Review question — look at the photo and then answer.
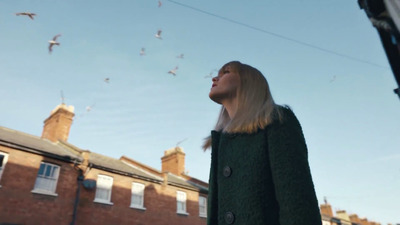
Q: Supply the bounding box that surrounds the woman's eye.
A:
[223,70,230,74]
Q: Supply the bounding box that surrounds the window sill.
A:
[177,211,189,216]
[199,214,207,218]
[94,199,114,205]
[31,189,58,197]
[130,205,146,211]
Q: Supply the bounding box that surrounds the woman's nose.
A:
[212,76,218,81]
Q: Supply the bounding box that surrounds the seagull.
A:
[15,12,36,20]
[168,66,178,76]
[155,29,162,39]
[48,34,61,54]
[86,103,96,112]
[204,69,218,78]
[104,77,110,83]
[204,73,213,79]
[140,48,146,56]
[158,1,162,7]
[176,54,184,59]
[329,75,336,83]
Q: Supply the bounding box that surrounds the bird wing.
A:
[28,13,36,20]
[53,34,61,41]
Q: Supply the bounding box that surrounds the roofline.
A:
[181,174,208,188]
[58,140,89,154]
[167,181,201,192]
[0,140,82,164]
[120,155,162,176]
[90,163,163,184]
[167,173,208,193]
[121,161,163,181]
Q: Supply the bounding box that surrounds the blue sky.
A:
[1,0,399,223]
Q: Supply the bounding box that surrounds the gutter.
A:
[0,140,82,163]
[91,164,163,184]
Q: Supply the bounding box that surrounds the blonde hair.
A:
[203,61,282,150]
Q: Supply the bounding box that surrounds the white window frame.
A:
[176,191,188,215]
[32,162,60,196]
[199,196,207,218]
[94,174,114,205]
[0,152,9,187]
[130,182,146,210]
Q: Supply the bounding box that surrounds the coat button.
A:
[223,166,232,177]
[224,211,235,224]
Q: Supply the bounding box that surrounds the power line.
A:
[167,0,389,69]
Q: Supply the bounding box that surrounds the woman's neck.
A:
[223,98,238,119]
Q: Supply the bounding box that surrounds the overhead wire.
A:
[167,0,389,69]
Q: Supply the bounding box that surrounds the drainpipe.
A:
[70,169,84,225]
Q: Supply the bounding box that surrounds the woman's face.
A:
[209,65,241,104]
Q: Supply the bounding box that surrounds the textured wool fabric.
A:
[207,106,322,225]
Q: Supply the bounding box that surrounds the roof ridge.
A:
[121,161,162,180]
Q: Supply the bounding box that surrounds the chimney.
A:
[349,214,362,224]
[320,198,333,217]
[161,147,185,176]
[360,218,370,225]
[336,210,351,222]
[42,104,75,142]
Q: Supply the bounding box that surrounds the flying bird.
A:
[104,77,110,83]
[176,54,184,59]
[158,1,162,7]
[140,48,146,56]
[86,103,96,112]
[48,34,61,54]
[329,75,336,83]
[204,69,218,78]
[204,73,213,79]
[15,12,36,20]
[155,30,162,39]
[168,66,178,76]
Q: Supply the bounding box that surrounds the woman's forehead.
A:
[222,65,231,70]
[221,64,236,71]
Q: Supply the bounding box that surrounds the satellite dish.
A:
[82,179,96,190]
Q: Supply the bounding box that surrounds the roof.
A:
[0,126,208,193]
[0,126,82,162]
[89,152,163,182]
[167,173,208,193]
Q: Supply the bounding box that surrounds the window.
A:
[130,182,146,210]
[0,152,9,186]
[176,191,188,215]
[94,175,113,204]
[32,162,60,195]
[199,196,207,218]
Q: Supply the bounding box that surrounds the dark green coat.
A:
[207,107,321,225]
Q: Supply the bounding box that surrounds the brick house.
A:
[320,199,381,225]
[0,104,208,225]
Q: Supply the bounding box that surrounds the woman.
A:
[204,61,321,225]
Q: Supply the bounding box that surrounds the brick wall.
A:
[0,146,78,225]
[0,147,207,225]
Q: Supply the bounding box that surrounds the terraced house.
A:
[0,104,208,225]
